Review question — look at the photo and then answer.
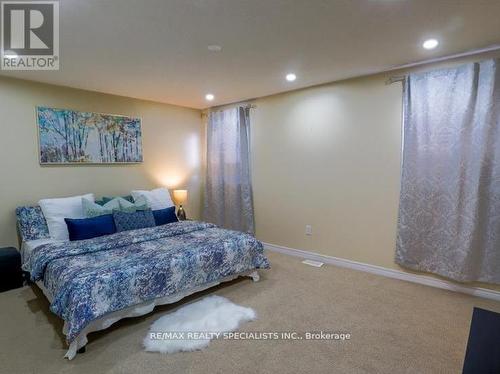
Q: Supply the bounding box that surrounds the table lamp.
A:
[173,190,188,220]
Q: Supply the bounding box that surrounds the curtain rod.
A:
[386,75,406,85]
[384,44,500,85]
[201,103,256,117]
[384,43,500,73]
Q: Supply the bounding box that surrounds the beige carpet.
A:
[1,251,499,374]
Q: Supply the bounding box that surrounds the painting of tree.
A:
[37,107,143,164]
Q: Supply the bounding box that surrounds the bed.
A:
[17,207,270,360]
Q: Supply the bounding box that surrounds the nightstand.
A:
[0,247,23,292]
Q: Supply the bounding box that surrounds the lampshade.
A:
[173,190,188,205]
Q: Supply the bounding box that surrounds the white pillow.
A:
[131,188,174,210]
[39,193,95,240]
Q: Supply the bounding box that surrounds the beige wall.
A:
[0,76,203,247]
[251,51,500,291]
[252,74,402,267]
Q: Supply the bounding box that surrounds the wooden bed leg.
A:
[77,346,86,354]
[249,271,260,282]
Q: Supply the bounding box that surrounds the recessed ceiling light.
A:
[207,45,222,52]
[422,39,439,50]
[205,93,214,101]
[286,73,297,82]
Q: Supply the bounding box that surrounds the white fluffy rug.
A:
[143,295,256,354]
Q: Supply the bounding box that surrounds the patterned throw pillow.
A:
[118,196,149,213]
[113,209,156,232]
[83,197,120,218]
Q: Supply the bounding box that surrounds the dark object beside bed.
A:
[462,307,500,374]
[0,247,23,292]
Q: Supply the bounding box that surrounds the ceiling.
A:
[2,0,500,109]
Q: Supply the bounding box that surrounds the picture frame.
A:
[36,106,143,165]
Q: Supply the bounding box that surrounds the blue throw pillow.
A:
[65,214,116,241]
[113,209,156,232]
[153,206,178,226]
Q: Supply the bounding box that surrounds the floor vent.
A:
[301,259,324,268]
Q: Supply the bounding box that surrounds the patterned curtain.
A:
[395,59,500,284]
[203,106,255,234]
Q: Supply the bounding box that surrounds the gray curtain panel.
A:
[203,106,255,234]
[395,59,500,284]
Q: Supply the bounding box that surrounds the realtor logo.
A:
[1,1,59,70]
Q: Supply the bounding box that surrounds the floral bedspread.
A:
[28,221,270,344]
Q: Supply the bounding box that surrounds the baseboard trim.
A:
[263,242,500,302]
